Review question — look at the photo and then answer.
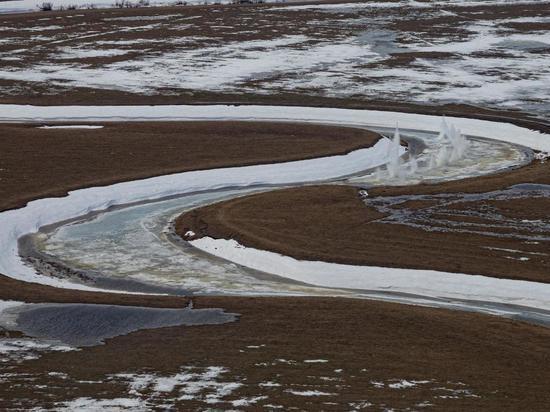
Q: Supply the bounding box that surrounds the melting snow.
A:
[388,379,430,389]
[38,125,104,129]
[183,230,196,238]
[259,381,281,387]
[0,338,75,363]
[55,47,132,60]
[286,389,337,396]
[112,366,244,405]
[56,397,148,411]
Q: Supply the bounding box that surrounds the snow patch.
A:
[55,47,132,60]
[112,366,244,405]
[259,381,281,387]
[56,397,147,411]
[535,152,549,162]
[388,379,430,389]
[38,125,104,129]
[286,389,337,396]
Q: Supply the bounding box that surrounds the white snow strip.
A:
[259,381,281,387]
[388,379,426,389]
[286,389,337,396]
[270,1,419,11]
[0,105,547,150]
[232,396,268,407]
[56,397,148,411]
[19,25,63,31]
[54,47,132,60]
[38,125,104,129]
[103,14,180,22]
[0,300,24,315]
[190,237,550,312]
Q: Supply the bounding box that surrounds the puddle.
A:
[3,303,238,347]
[495,39,550,51]
[357,29,405,55]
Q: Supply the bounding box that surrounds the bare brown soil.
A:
[486,197,550,221]
[0,121,379,211]
[176,159,550,283]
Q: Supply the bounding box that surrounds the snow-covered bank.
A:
[1,104,549,151]
[37,125,104,129]
[190,237,550,312]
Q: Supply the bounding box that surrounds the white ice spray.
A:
[380,117,469,181]
[386,124,403,179]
